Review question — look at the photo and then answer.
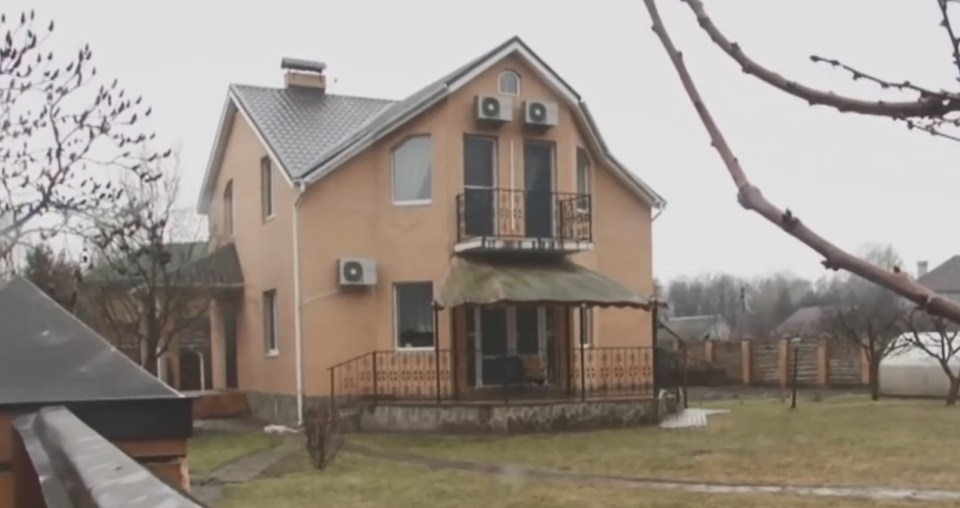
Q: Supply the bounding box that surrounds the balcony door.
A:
[463,136,497,237]
[523,141,555,238]
[466,306,557,388]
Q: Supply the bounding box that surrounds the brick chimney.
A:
[281,57,327,91]
[918,260,929,277]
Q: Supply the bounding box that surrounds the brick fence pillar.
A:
[778,339,789,389]
[741,340,752,385]
[817,341,829,386]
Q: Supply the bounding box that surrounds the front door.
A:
[462,136,497,237]
[523,141,554,238]
[467,306,557,387]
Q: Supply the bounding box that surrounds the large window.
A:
[394,282,434,349]
[391,135,432,204]
[222,180,234,236]
[576,148,591,213]
[261,156,274,220]
[499,70,520,95]
[263,289,278,355]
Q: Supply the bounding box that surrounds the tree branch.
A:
[677,0,960,118]
[642,0,960,325]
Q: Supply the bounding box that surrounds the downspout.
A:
[292,179,307,426]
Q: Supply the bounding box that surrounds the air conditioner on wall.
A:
[474,95,513,123]
[338,257,378,286]
[523,100,559,128]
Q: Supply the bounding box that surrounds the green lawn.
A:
[353,397,960,489]
[188,429,278,475]
[218,453,954,508]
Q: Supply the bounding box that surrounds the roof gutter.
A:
[292,179,307,426]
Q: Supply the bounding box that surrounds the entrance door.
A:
[463,136,497,237]
[468,306,557,387]
[523,141,554,238]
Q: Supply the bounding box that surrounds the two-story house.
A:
[193,36,666,426]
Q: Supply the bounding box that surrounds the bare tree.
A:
[904,310,960,405]
[0,10,166,264]
[641,0,960,324]
[821,245,910,400]
[76,154,207,377]
[21,242,80,310]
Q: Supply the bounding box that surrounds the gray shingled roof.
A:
[773,305,833,338]
[662,315,730,341]
[918,255,960,293]
[230,86,394,177]
[0,277,182,406]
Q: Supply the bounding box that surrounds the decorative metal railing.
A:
[328,346,678,407]
[455,189,592,244]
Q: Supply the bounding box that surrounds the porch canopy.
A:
[435,256,652,310]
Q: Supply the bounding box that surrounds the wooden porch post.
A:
[651,300,660,399]
[566,306,573,397]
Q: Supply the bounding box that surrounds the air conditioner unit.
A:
[338,257,378,286]
[523,100,559,128]
[474,95,513,123]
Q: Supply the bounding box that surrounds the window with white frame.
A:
[263,289,278,355]
[499,70,520,95]
[576,148,591,213]
[261,156,274,220]
[222,180,234,236]
[394,282,434,349]
[391,135,433,204]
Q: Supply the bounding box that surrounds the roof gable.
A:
[918,255,960,293]
[0,277,182,406]
[197,36,666,213]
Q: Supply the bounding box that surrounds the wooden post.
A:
[433,305,441,404]
[741,340,752,386]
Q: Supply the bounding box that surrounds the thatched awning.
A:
[435,256,651,310]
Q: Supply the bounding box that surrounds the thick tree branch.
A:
[642,0,960,325]
[677,0,960,118]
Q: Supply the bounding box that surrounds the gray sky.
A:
[11,0,959,281]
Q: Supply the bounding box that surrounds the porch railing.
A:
[455,189,592,244]
[328,346,680,407]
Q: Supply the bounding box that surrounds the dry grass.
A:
[188,430,278,475]
[354,396,960,489]
[218,453,956,508]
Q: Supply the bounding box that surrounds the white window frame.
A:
[393,281,435,351]
[391,135,433,206]
[261,155,275,221]
[498,70,521,95]
[263,289,279,356]
[222,180,234,237]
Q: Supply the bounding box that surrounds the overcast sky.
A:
[10,0,959,281]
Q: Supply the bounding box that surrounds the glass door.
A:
[470,306,556,387]
[463,136,497,237]
[523,141,554,238]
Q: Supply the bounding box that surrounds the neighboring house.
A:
[80,241,217,391]
[662,314,733,342]
[917,256,960,302]
[194,36,666,425]
[773,305,834,339]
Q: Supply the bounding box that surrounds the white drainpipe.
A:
[293,179,307,426]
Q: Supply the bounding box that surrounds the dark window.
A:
[516,307,539,355]
[463,136,496,188]
[395,282,434,349]
[263,289,278,354]
[222,180,234,236]
[261,156,274,219]
[576,148,591,212]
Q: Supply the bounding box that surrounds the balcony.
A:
[455,188,593,254]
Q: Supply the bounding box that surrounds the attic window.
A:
[499,70,520,95]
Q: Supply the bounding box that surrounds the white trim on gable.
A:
[448,41,580,105]
[196,90,295,215]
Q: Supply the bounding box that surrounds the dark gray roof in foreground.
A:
[0,276,182,406]
[230,85,394,177]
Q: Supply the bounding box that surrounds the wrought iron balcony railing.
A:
[455,188,592,245]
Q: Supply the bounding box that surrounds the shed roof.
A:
[0,277,182,406]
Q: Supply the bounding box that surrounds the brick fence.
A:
[676,339,869,389]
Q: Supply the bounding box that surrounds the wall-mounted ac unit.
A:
[475,95,513,123]
[523,100,559,128]
[338,257,378,286]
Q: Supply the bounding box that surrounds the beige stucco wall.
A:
[207,53,655,398]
